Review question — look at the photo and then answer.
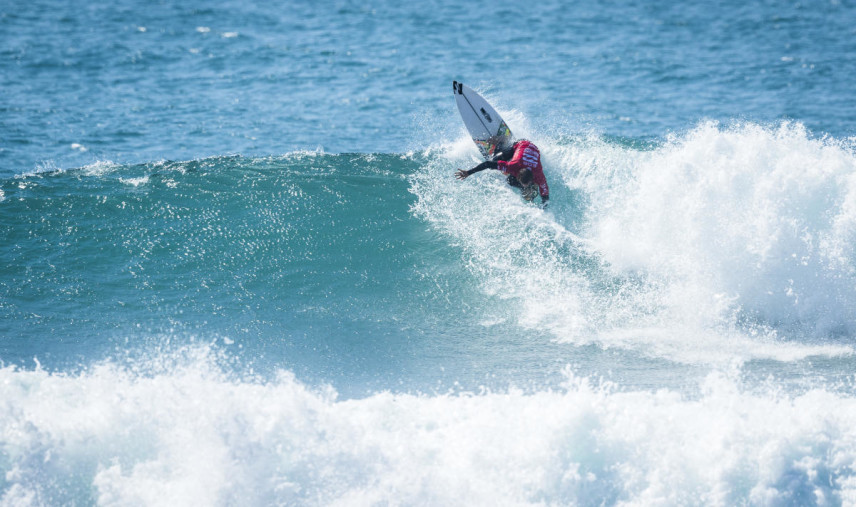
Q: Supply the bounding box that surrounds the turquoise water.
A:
[3,0,856,504]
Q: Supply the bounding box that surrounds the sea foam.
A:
[2,347,856,505]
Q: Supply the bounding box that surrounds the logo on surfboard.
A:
[480,108,493,123]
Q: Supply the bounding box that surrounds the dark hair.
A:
[496,145,515,162]
[518,169,533,186]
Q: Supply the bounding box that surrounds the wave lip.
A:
[587,121,856,341]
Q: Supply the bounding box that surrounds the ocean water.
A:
[3,0,856,504]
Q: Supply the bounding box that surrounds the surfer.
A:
[455,139,549,206]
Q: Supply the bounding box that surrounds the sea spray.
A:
[411,122,855,364]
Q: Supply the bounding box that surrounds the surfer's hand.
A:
[455,169,469,180]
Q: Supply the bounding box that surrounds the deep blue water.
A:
[3,0,856,504]
[3,0,856,174]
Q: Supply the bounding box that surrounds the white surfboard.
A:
[452,81,513,161]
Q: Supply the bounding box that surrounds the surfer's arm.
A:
[455,161,498,180]
[533,169,549,204]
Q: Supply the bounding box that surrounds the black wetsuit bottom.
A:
[506,175,523,188]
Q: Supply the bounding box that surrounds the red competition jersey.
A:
[496,140,549,199]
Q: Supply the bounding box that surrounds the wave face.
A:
[4,122,856,503]
[0,153,489,391]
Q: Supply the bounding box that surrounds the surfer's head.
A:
[518,169,536,201]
